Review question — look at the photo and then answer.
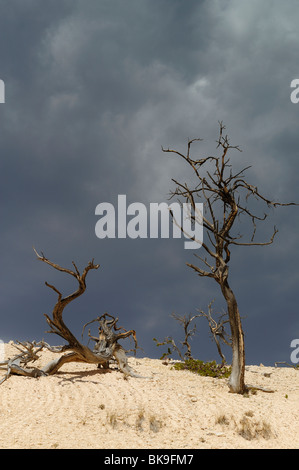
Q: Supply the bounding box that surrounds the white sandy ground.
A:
[0,342,298,449]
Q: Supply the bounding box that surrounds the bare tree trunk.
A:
[221,280,246,393]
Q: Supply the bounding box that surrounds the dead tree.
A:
[0,250,141,384]
[171,312,200,360]
[153,312,201,361]
[197,301,231,365]
[162,122,297,393]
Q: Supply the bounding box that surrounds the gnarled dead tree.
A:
[0,250,141,385]
[162,122,297,394]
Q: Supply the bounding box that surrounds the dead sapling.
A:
[197,300,232,365]
[153,312,201,362]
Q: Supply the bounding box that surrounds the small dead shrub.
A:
[215,414,230,426]
[136,409,145,431]
[149,415,163,433]
[238,415,273,441]
[107,412,118,429]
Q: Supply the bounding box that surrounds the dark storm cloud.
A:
[0,0,298,365]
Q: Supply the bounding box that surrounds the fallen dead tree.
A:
[0,249,141,385]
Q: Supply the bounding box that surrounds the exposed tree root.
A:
[245,384,275,393]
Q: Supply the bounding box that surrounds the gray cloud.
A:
[0,0,298,366]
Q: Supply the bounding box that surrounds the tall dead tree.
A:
[0,250,141,384]
[162,122,297,394]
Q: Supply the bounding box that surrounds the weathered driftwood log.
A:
[0,250,142,385]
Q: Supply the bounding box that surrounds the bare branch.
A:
[186,262,215,278]
[229,226,278,246]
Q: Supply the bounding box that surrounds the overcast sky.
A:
[0,0,298,366]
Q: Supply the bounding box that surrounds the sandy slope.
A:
[0,342,298,449]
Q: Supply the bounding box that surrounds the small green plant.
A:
[172,359,231,378]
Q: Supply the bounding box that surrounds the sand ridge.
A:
[0,342,298,449]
